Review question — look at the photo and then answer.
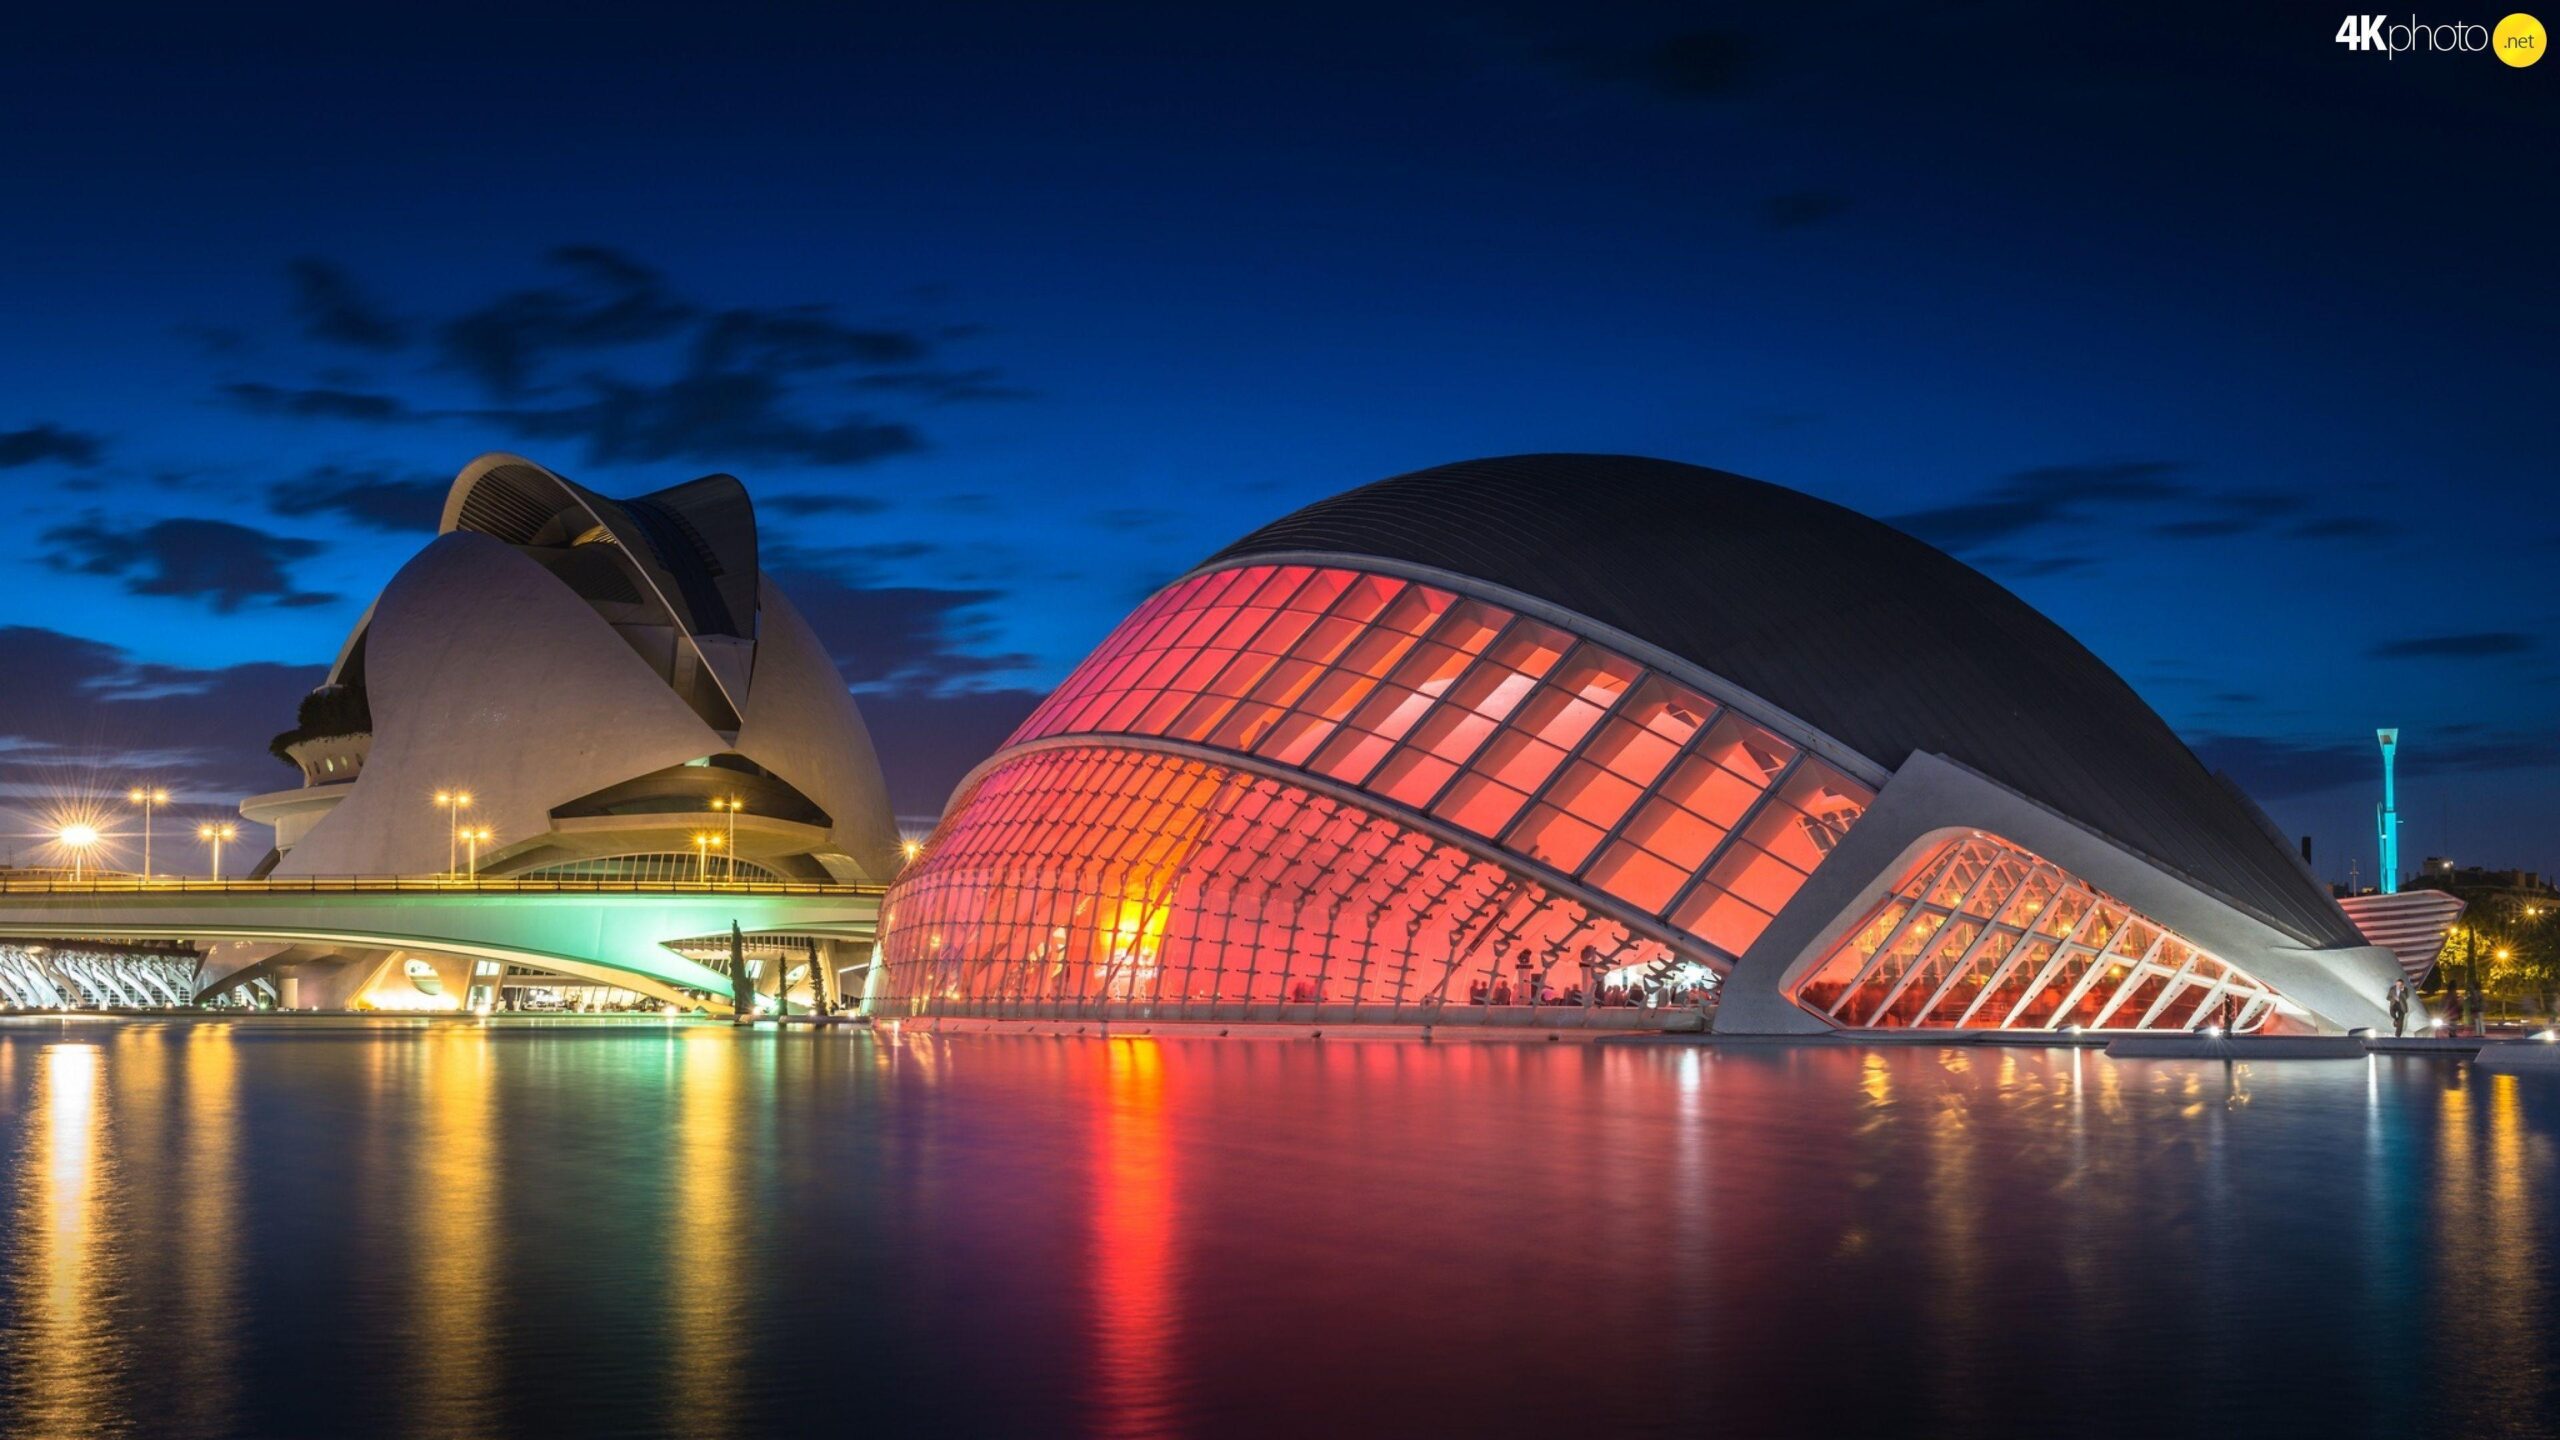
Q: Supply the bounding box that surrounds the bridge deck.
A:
[0,876,887,898]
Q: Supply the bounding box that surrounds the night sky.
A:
[0,3,2550,882]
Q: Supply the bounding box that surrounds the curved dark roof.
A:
[444,457,759,639]
[1209,454,2358,949]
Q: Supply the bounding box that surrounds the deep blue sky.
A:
[0,2,2550,881]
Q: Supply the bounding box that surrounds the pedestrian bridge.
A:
[0,875,885,1011]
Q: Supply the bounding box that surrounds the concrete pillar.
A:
[278,973,302,1011]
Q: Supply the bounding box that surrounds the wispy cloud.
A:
[0,423,106,468]
[2368,631,2536,660]
[267,464,447,533]
[288,257,410,351]
[43,516,334,611]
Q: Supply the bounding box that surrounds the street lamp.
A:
[127,786,169,878]
[464,826,493,881]
[198,822,236,881]
[58,823,99,882]
[901,838,923,867]
[692,832,722,884]
[711,796,744,883]
[434,791,472,878]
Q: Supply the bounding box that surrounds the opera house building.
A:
[872,456,2417,1035]
[209,455,904,1011]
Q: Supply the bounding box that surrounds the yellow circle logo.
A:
[2496,12,2546,65]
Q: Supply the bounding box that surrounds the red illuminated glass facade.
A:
[1003,563,1876,959]
[875,745,1694,1016]
[1791,834,2288,1032]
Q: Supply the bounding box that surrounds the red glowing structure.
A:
[1792,834,2288,1032]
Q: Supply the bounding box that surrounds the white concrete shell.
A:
[275,530,728,877]
[263,452,902,885]
[732,578,904,880]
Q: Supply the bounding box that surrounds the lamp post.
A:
[434,791,472,878]
[712,796,743,883]
[693,832,722,884]
[198,822,236,881]
[901,838,923,868]
[58,823,98,882]
[127,786,168,878]
[465,826,492,881]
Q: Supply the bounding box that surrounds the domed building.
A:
[873,455,2413,1035]
[216,453,902,1010]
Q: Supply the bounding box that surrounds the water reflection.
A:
[0,1022,2549,1437]
[173,1025,241,1435]
[2435,1069,2549,1435]
[1092,1037,1176,1438]
[14,1043,116,1436]
[409,1028,497,1438]
[670,1026,741,1435]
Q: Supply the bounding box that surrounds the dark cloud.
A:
[854,687,1047,817]
[769,563,1034,694]
[1090,506,1183,535]
[288,258,409,351]
[477,372,923,468]
[438,246,695,398]
[1762,191,1849,229]
[1970,553,2095,579]
[229,246,1022,472]
[2290,516,2392,541]
[852,366,1037,403]
[2369,632,2536,660]
[2194,730,2549,800]
[1889,460,2189,551]
[690,307,927,374]
[267,464,446,533]
[43,516,334,611]
[221,382,413,422]
[0,626,324,841]
[1555,28,1757,100]
[2150,516,2257,539]
[0,423,106,468]
[764,492,891,517]
[1893,463,2340,560]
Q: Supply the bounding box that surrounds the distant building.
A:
[242,454,902,885]
[196,454,901,1011]
[871,455,2413,1034]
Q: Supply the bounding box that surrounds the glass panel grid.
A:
[1791,833,2286,1032]
[875,745,1694,1017]
[992,563,1877,963]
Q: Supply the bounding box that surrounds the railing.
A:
[0,875,888,898]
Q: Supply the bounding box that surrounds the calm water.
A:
[0,1019,2554,1439]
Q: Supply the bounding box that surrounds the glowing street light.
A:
[127,785,169,878]
[464,825,493,880]
[433,791,473,878]
[900,838,924,866]
[198,822,236,880]
[692,831,723,884]
[711,796,744,883]
[58,822,99,882]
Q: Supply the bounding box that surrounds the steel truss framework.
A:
[1001,561,1876,962]
[0,942,200,1008]
[1793,834,2288,1032]
[875,744,1702,1020]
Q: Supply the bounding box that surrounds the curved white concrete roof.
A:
[733,577,904,882]
[278,532,729,876]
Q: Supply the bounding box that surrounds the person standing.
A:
[2387,979,2408,1038]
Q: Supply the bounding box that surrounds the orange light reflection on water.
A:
[1094,1037,1176,1438]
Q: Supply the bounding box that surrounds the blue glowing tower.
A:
[2375,728,2400,895]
